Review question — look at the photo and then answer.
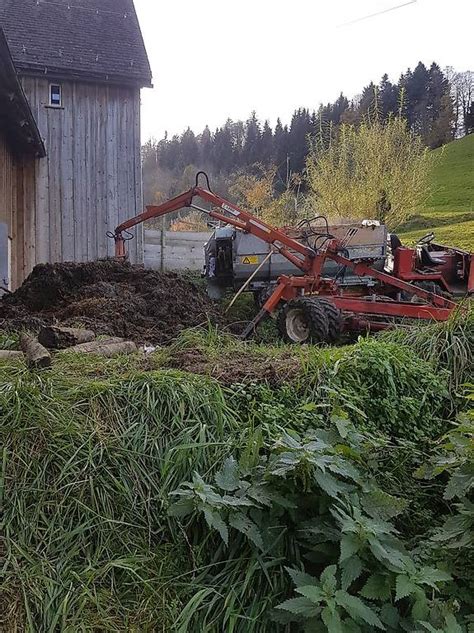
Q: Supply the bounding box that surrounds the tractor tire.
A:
[277,298,329,344]
[317,298,343,343]
[402,280,452,302]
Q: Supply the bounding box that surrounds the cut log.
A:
[60,338,138,358]
[38,326,96,349]
[0,350,23,360]
[19,333,52,369]
[59,337,126,354]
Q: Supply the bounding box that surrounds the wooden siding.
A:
[0,133,37,288]
[20,77,144,267]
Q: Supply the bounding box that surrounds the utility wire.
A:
[338,0,417,27]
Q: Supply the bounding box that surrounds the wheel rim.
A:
[285,308,310,342]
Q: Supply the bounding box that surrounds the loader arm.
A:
[113,174,315,271]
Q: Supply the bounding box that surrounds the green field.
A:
[399,134,474,250]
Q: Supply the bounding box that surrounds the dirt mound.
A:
[0,261,222,344]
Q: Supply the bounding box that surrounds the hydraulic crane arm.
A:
[112,172,455,314]
[112,172,315,272]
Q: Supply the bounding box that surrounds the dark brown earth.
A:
[0,261,223,344]
[166,347,301,385]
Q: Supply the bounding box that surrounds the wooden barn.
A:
[0,0,152,290]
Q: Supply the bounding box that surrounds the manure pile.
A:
[0,261,221,343]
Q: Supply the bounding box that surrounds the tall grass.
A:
[1,369,242,631]
[380,305,473,394]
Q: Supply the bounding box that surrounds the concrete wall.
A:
[144,229,211,271]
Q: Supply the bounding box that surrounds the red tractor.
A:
[389,231,473,298]
[111,173,468,344]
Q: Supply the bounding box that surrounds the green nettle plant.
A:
[169,413,470,632]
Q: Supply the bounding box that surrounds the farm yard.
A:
[1,260,473,632]
[1,0,473,631]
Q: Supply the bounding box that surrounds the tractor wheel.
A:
[317,298,343,342]
[277,298,329,344]
[402,280,452,302]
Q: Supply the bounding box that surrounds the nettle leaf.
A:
[362,489,409,520]
[314,470,352,499]
[327,458,361,483]
[419,623,443,633]
[276,596,319,617]
[203,507,228,545]
[221,495,254,507]
[270,453,300,477]
[246,485,272,506]
[215,457,240,492]
[341,555,363,590]
[395,574,416,601]
[369,537,409,571]
[321,605,343,633]
[340,534,360,563]
[333,415,351,439]
[229,512,263,550]
[411,589,428,621]
[444,469,474,500]
[285,566,320,588]
[444,613,463,633]
[360,573,392,601]
[268,490,298,509]
[320,565,338,594]
[380,603,399,628]
[167,497,194,518]
[417,566,452,589]
[296,585,324,604]
[335,590,384,629]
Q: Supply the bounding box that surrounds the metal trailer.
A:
[204,222,389,302]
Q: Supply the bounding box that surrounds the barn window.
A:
[49,84,62,107]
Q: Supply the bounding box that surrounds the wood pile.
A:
[4,326,138,369]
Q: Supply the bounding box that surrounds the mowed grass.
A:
[399,134,474,250]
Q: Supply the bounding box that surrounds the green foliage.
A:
[330,338,449,438]
[1,328,472,631]
[306,117,434,228]
[169,416,468,631]
[0,331,19,350]
[380,307,474,397]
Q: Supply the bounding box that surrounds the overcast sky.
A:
[134,0,473,142]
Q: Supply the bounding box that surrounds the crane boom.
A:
[113,174,315,272]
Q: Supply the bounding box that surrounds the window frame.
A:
[48,83,62,108]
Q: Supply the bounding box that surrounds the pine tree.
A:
[242,112,262,166]
[260,120,274,165]
[379,74,398,120]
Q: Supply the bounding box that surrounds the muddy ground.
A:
[0,261,224,344]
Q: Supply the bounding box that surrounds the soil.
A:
[0,261,223,344]
[167,347,301,386]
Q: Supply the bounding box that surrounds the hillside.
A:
[399,134,474,250]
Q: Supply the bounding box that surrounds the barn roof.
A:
[0,0,152,87]
[0,29,46,157]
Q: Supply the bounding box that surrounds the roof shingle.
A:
[0,0,152,87]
